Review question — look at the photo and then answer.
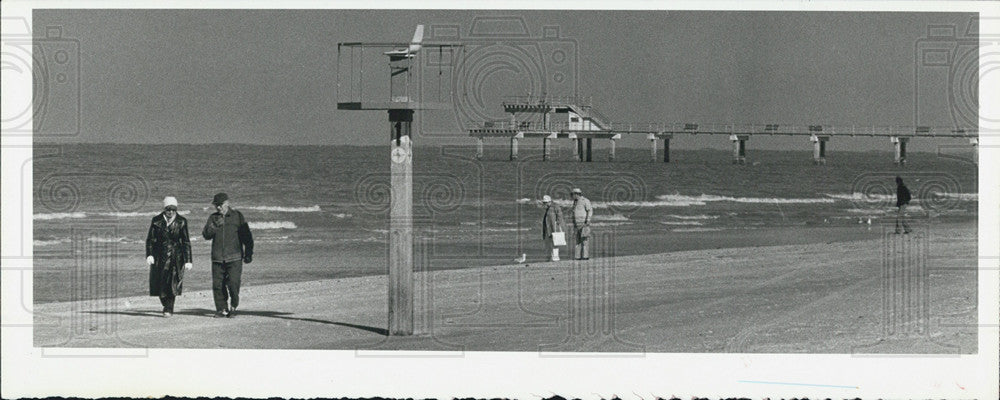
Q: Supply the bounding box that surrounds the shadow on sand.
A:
[86,308,388,336]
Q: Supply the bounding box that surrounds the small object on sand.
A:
[514,253,526,264]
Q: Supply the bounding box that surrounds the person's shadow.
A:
[86,308,388,336]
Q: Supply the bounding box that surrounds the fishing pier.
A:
[468,96,979,165]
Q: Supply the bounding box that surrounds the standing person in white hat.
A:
[570,188,593,260]
[540,195,566,261]
[145,196,193,317]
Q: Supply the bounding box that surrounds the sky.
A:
[29,9,979,151]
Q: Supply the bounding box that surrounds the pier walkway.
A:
[468,96,979,164]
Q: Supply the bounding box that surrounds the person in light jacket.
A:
[146,196,192,317]
[570,188,593,260]
[541,195,566,261]
[202,192,254,318]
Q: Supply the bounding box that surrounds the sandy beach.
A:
[32,222,977,353]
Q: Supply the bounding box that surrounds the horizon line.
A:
[30,141,968,154]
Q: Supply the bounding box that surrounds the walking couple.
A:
[540,188,594,261]
[145,192,254,318]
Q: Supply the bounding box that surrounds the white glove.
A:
[146,255,155,265]
[184,263,192,270]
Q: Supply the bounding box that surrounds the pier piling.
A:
[510,136,519,161]
[663,135,671,163]
[892,136,909,165]
[970,138,979,164]
[811,135,830,165]
[648,134,657,162]
[730,134,749,164]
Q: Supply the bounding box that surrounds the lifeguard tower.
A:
[337,26,461,336]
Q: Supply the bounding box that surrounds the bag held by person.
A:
[579,225,591,239]
[551,231,567,247]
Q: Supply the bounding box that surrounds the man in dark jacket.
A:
[203,192,254,318]
[895,176,912,234]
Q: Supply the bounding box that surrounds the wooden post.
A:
[608,139,616,161]
[388,109,414,336]
[510,136,519,161]
[576,138,583,162]
[476,137,484,160]
[543,137,551,161]
[586,138,593,162]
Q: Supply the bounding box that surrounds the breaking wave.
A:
[35,211,192,220]
[33,212,86,220]
[588,194,835,208]
[243,205,322,212]
[86,236,133,243]
[249,221,297,230]
[665,214,719,220]
[825,192,977,202]
[659,221,705,226]
[34,238,71,246]
[591,214,630,221]
[671,227,727,233]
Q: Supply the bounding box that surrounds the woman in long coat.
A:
[541,195,567,261]
[145,196,192,317]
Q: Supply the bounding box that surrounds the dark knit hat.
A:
[212,192,229,205]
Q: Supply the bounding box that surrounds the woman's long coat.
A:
[146,213,192,296]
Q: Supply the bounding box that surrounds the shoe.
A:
[227,307,237,318]
[163,312,172,318]
[213,310,228,318]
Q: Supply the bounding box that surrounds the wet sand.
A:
[33,222,977,353]
[33,223,924,303]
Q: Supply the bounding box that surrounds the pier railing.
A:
[501,95,594,107]
[468,120,977,138]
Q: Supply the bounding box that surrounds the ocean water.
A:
[32,144,977,302]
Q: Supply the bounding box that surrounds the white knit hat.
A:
[541,195,552,203]
[163,196,178,209]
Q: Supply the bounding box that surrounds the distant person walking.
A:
[570,188,593,260]
[895,176,912,234]
[146,196,192,317]
[541,195,566,261]
[202,193,254,318]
